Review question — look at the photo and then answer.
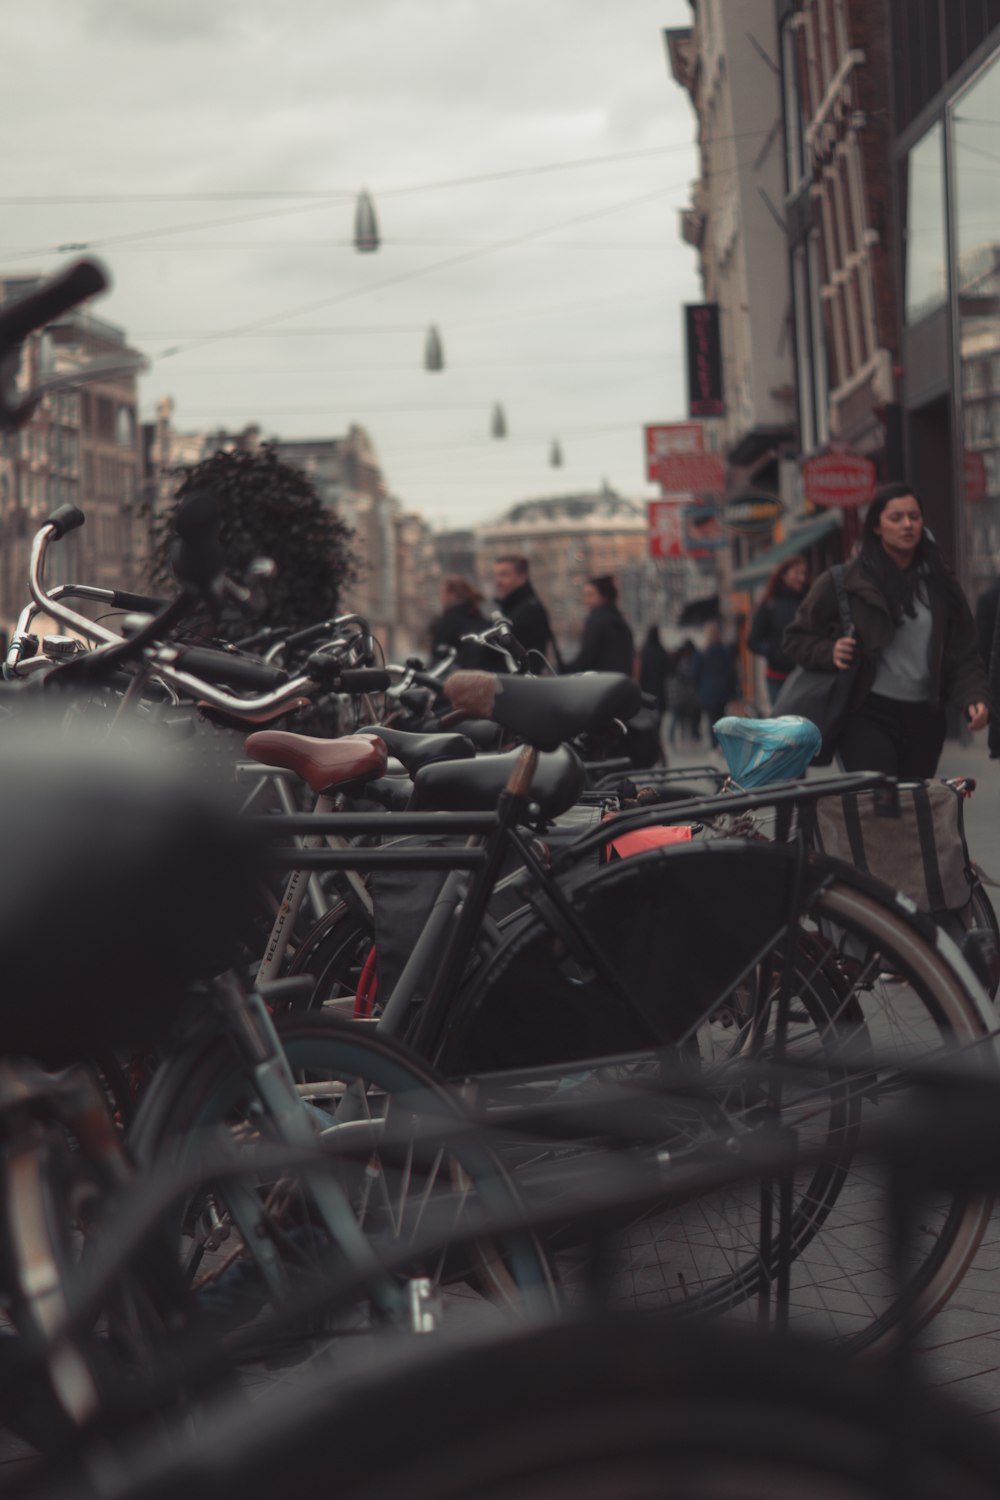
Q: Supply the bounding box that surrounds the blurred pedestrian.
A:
[665,638,701,746]
[639,624,671,714]
[493,555,562,666]
[784,482,988,778]
[696,621,740,747]
[747,553,810,708]
[563,575,634,675]
[430,575,490,662]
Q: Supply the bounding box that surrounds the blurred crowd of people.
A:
[428,556,748,750]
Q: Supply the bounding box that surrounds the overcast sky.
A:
[2,0,701,528]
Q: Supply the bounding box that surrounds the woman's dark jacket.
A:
[563,602,635,675]
[430,599,490,658]
[747,587,806,677]
[783,556,989,715]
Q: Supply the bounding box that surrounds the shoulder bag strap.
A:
[831,564,854,637]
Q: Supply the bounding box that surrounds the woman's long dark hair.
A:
[858,482,949,622]
[761,553,808,603]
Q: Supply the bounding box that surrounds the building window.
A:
[832,0,849,57]
[953,46,1000,589]
[818,0,837,89]
[792,230,832,456]
[805,4,824,119]
[95,397,115,442]
[903,120,948,324]
[782,19,807,194]
[793,245,816,453]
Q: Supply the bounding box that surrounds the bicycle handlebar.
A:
[0,259,108,355]
[152,642,291,693]
[17,514,388,718]
[45,503,86,539]
[111,587,171,614]
[283,615,369,654]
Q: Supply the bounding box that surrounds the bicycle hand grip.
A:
[0,259,108,352]
[337,668,391,694]
[304,656,390,692]
[111,588,170,614]
[45,504,86,538]
[171,645,290,692]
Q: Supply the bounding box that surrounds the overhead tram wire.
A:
[151,184,677,360]
[3,197,367,264]
[131,282,681,342]
[6,148,761,262]
[9,236,677,254]
[0,130,771,207]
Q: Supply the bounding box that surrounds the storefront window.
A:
[953,51,1000,590]
[904,122,948,324]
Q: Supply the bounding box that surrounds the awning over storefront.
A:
[730,511,841,590]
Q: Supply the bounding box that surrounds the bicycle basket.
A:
[713,715,821,788]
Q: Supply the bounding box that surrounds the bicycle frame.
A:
[129,973,403,1320]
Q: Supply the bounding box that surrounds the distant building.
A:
[271,426,400,649]
[395,510,441,660]
[476,488,657,655]
[666,3,797,496]
[0,278,143,631]
[433,529,478,584]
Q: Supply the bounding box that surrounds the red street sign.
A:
[644,422,704,482]
[653,452,726,495]
[803,452,876,509]
[964,451,988,503]
[647,499,684,558]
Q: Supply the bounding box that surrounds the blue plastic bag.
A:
[713,715,822,788]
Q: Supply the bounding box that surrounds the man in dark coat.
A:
[493,555,561,666]
[563,575,635,674]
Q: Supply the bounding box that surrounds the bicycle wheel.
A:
[1,1126,196,1454]
[438,839,997,1349]
[287,901,375,1016]
[965,878,999,998]
[127,1014,555,1362]
[55,1314,1000,1500]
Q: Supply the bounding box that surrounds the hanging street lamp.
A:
[491,402,507,438]
[354,189,380,253]
[424,325,445,372]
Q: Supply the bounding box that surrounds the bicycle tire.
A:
[967,878,1000,998]
[286,899,374,1016]
[437,839,997,1350]
[1,1129,195,1454]
[45,1313,1000,1500]
[127,1013,556,1355]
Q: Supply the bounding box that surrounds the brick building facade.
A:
[0,282,143,632]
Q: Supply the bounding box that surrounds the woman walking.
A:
[430,575,490,663]
[747,553,810,708]
[783,483,989,778]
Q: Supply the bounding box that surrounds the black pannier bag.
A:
[370,803,604,1006]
